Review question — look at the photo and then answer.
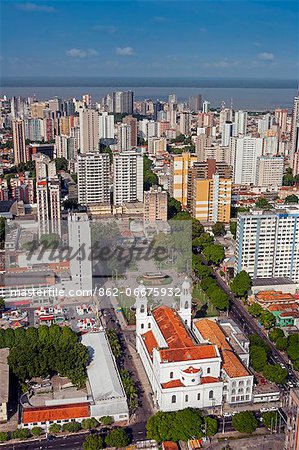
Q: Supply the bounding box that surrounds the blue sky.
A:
[1,0,298,79]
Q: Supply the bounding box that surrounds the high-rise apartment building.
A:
[235,206,299,282]
[179,112,191,135]
[219,108,233,131]
[112,91,133,114]
[117,123,132,151]
[221,121,235,146]
[113,152,143,205]
[198,112,214,128]
[188,95,202,112]
[98,112,115,140]
[122,115,138,147]
[230,136,263,184]
[79,109,99,153]
[202,100,210,113]
[275,108,288,134]
[12,119,26,165]
[234,110,247,135]
[255,155,284,188]
[170,153,197,207]
[77,153,110,206]
[35,154,61,236]
[290,97,299,175]
[144,186,168,221]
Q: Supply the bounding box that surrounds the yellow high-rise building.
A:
[171,152,197,207]
[192,175,232,223]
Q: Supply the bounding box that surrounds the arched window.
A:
[209,390,214,399]
[140,304,145,313]
[197,393,201,400]
[184,301,189,309]
[171,395,176,404]
[207,367,211,374]
[246,387,250,393]
[185,395,188,402]
[170,372,174,379]
[232,389,235,395]
[148,323,151,329]
[141,323,144,329]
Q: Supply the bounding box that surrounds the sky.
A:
[0,0,298,79]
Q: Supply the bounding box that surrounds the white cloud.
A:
[66,48,98,58]
[115,46,134,56]
[93,25,117,34]
[257,52,275,61]
[16,2,55,12]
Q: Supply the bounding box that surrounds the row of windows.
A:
[171,390,214,403]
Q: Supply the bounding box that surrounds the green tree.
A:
[167,196,182,219]
[204,416,218,436]
[120,369,138,410]
[62,422,82,433]
[207,286,230,310]
[105,428,131,448]
[49,423,61,433]
[283,168,295,186]
[259,310,276,329]
[248,303,263,317]
[200,276,217,292]
[192,219,204,239]
[0,297,5,311]
[106,328,122,360]
[146,411,176,442]
[232,411,258,434]
[81,418,99,430]
[54,157,68,171]
[193,232,214,250]
[275,336,288,351]
[100,416,114,426]
[0,432,9,442]
[212,222,226,236]
[263,364,288,384]
[203,244,225,265]
[268,328,285,343]
[11,429,31,439]
[255,197,272,210]
[193,262,213,279]
[284,194,299,204]
[250,345,267,372]
[230,271,252,298]
[262,411,279,430]
[31,427,43,437]
[144,155,159,190]
[83,435,104,450]
[229,221,237,239]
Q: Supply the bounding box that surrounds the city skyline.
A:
[1,0,298,80]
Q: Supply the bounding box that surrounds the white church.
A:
[135,279,254,411]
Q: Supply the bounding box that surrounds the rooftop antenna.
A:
[221,100,225,110]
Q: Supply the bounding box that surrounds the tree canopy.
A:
[232,411,258,434]
[105,428,131,448]
[203,244,225,265]
[255,197,272,210]
[284,194,299,204]
[83,435,104,450]
[230,271,252,298]
[212,222,226,236]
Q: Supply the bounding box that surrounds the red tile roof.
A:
[268,302,298,312]
[162,442,179,450]
[161,379,184,389]
[22,403,90,424]
[201,376,220,384]
[183,366,200,374]
[143,330,158,356]
[153,306,194,349]
[195,319,249,378]
[256,291,295,304]
[159,345,217,363]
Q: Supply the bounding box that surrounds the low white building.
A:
[81,331,129,422]
[135,280,253,411]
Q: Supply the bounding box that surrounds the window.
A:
[140,304,145,313]
[197,393,201,400]
[209,390,214,399]
[232,389,235,395]
[207,367,211,374]
[141,323,144,329]
[148,323,151,329]
[185,395,188,402]
[246,387,250,393]
[170,372,174,379]
[184,301,189,309]
[171,395,176,404]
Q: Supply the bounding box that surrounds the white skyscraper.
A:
[290,96,299,175]
[234,110,247,136]
[230,136,263,184]
[77,153,110,205]
[255,156,284,188]
[235,206,299,282]
[202,100,210,114]
[179,112,191,135]
[118,123,132,151]
[221,121,235,146]
[79,109,99,153]
[99,112,115,140]
[113,152,143,205]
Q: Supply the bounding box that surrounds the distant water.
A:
[1,77,298,111]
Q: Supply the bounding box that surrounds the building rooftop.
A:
[0,348,9,403]
[195,319,250,379]
[22,402,90,424]
[252,277,295,287]
[256,290,296,303]
[81,331,126,402]
[153,306,195,349]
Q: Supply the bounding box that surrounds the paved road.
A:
[214,270,298,384]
